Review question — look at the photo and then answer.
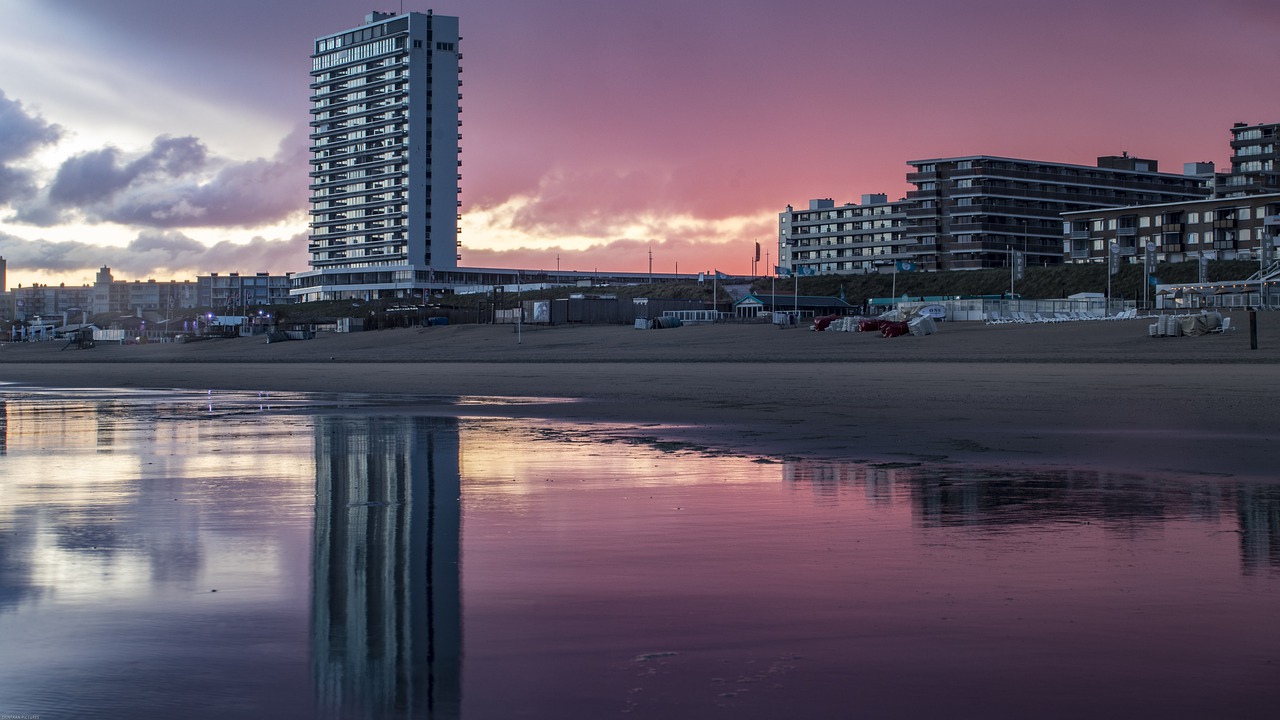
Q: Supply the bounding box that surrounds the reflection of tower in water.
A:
[312,416,461,719]
[1237,484,1280,574]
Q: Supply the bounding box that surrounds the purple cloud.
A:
[0,228,307,282]
[0,89,63,204]
[11,126,308,229]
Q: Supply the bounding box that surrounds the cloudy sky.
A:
[0,0,1276,289]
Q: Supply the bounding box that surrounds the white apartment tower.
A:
[293,10,461,302]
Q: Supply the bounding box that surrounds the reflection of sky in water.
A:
[0,390,1278,719]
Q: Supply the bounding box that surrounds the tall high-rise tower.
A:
[293,10,461,302]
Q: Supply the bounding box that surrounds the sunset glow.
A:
[1,0,1275,288]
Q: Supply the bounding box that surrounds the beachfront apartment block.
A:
[1062,193,1280,266]
[778,155,1212,277]
[292,10,462,303]
[778,195,913,277]
[901,155,1211,272]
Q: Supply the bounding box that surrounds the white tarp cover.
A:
[908,315,937,336]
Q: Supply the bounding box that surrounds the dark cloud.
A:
[48,135,208,206]
[0,89,63,204]
[0,166,38,206]
[0,228,306,283]
[12,127,308,229]
[0,89,63,163]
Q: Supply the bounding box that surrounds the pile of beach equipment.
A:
[1149,310,1226,337]
[820,307,937,338]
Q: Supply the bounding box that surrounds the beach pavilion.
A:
[733,293,858,320]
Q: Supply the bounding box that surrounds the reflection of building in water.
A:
[783,461,900,507]
[1237,485,1280,575]
[782,460,1280,571]
[907,469,1230,532]
[312,416,462,719]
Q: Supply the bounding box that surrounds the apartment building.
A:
[7,266,292,321]
[1063,193,1280,265]
[778,195,912,276]
[903,155,1211,271]
[293,10,462,302]
[197,272,293,311]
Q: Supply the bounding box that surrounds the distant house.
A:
[733,294,857,319]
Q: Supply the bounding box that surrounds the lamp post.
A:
[1259,229,1271,309]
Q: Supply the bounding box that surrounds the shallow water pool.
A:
[0,389,1277,719]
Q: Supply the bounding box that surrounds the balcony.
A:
[1069,230,1089,240]
[1117,226,1137,237]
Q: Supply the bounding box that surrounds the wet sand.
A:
[3,314,1277,479]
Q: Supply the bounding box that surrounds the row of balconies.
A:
[311,209,407,229]
[310,47,409,77]
[309,98,409,127]
[928,165,1209,193]
[311,208,408,228]
[307,228,409,250]
[310,71,406,99]
[309,195,405,216]
[308,154,403,179]
[310,182,409,204]
[308,168,408,192]
[309,116,408,142]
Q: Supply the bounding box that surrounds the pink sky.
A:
[0,0,1276,287]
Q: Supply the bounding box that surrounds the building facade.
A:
[7,267,292,321]
[903,155,1211,271]
[1217,121,1280,197]
[91,266,195,317]
[1063,193,1280,266]
[197,272,293,311]
[293,10,462,303]
[778,195,912,276]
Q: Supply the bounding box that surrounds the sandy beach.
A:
[3,313,1277,479]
